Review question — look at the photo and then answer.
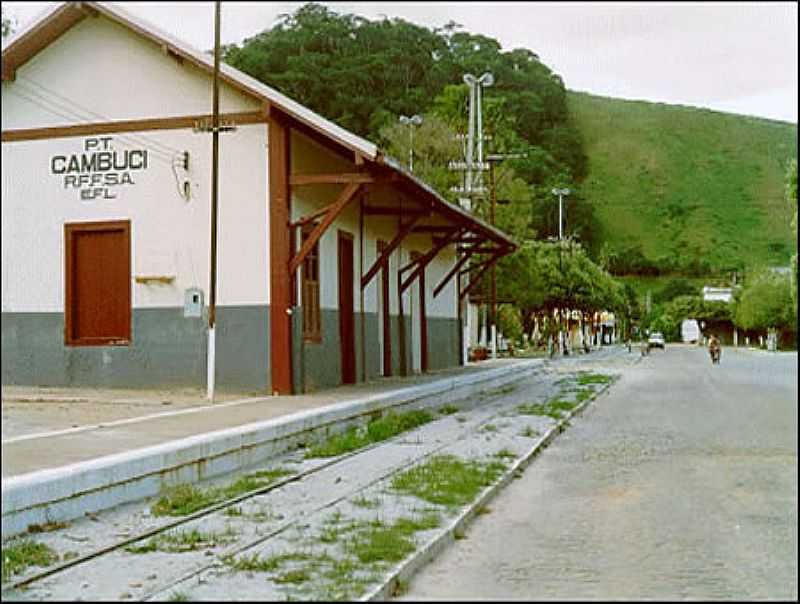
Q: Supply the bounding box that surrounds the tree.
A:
[2,10,16,39]
[732,268,795,333]
[786,159,797,318]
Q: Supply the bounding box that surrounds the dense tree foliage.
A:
[223,3,587,187]
[732,268,795,333]
[787,159,797,319]
[494,239,632,345]
[2,10,15,39]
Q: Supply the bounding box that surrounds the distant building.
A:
[702,286,733,303]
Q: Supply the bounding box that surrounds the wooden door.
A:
[378,240,392,377]
[65,221,131,346]
[338,231,356,384]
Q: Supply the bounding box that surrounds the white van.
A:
[681,319,700,343]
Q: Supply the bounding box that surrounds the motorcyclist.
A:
[708,334,721,364]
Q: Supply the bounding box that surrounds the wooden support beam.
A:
[434,250,474,298]
[456,246,501,255]
[361,215,421,289]
[363,206,430,217]
[289,173,375,186]
[400,229,464,294]
[412,225,459,233]
[288,182,361,275]
[460,252,503,301]
[289,202,335,229]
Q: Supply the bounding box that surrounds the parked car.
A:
[648,332,665,349]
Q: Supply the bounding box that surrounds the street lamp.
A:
[398,114,422,173]
[463,73,493,195]
[551,187,570,241]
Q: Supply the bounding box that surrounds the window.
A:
[64,220,131,346]
[301,223,321,341]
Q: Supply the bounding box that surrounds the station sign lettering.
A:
[50,137,149,200]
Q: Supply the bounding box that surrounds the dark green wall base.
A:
[1,306,270,391]
[2,307,461,393]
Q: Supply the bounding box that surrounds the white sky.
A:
[3,1,797,123]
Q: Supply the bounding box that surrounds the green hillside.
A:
[568,91,797,274]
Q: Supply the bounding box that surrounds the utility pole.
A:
[552,187,570,240]
[201,1,236,401]
[207,0,221,402]
[447,73,493,363]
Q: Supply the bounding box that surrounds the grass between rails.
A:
[306,409,433,458]
[1,540,59,583]
[125,526,238,554]
[151,468,294,517]
[390,455,508,508]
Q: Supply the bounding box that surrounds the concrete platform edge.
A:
[1,360,540,538]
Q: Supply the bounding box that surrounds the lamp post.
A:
[399,114,422,173]
[551,187,570,241]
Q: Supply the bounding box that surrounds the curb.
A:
[1,360,541,538]
[361,376,617,601]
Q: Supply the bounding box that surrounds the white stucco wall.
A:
[1,14,268,314]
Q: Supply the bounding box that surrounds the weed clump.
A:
[390,455,507,507]
[151,468,292,516]
[306,410,433,458]
[1,540,58,583]
[576,372,612,386]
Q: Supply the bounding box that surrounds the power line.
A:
[8,87,176,166]
[17,75,183,157]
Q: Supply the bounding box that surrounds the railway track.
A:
[2,372,558,600]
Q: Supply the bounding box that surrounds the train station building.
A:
[1,1,516,394]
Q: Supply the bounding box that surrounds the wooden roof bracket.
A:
[361,215,421,289]
[400,228,465,294]
[459,251,503,301]
[434,248,475,298]
[288,182,361,275]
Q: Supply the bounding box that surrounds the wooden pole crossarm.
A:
[460,252,503,301]
[289,172,375,186]
[288,182,361,275]
[400,228,464,294]
[360,215,421,289]
[434,248,474,298]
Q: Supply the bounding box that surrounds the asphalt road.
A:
[400,345,798,601]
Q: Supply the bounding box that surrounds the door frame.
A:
[64,219,131,346]
[338,230,356,385]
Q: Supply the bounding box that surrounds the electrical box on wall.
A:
[184,287,204,318]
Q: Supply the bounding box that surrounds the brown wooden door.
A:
[65,220,131,346]
[338,231,356,384]
[378,240,392,377]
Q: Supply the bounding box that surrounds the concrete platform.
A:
[1,358,541,538]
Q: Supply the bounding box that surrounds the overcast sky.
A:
[3,1,797,123]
